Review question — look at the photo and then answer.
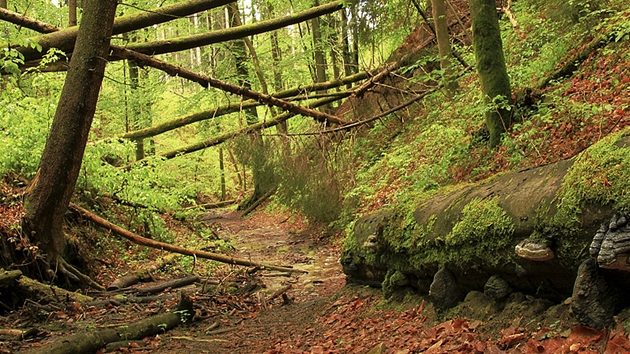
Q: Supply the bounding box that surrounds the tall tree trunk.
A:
[219,147,226,200]
[311,1,328,86]
[22,0,117,278]
[340,8,353,87]
[432,0,458,96]
[68,0,77,26]
[227,3,271,210]
[350,3,359,74]
[470,0,512,148]
[0,0,7,9]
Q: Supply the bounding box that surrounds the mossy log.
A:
[342,130,630,302]
[17,276,93,303]
[0,269,22,287]
[23,292,193,354]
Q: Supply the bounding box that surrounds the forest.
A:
[1,0,630,352]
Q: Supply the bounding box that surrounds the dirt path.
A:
[153,210,347,353]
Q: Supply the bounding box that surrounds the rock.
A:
[429,266,464,309]
[589,213,630,270]
[484,275,512,300]
[515,238,554,261]
[571,259,617,329]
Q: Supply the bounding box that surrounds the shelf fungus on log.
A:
[515,238,554,261]
[589,213,630,271]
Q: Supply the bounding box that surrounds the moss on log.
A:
[23,292,193,354]
[342,129,630,301]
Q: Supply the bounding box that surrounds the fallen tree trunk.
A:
[70,203,307,274]
[126,0,343,56]
[342,131,630,303]
[122,95,344,168]
[183,199,236,210]
[109,46,347,126]
[107,253,181,290]
[136,275,200,295]
[240,188,275,218]
[120,72,367,141]
[537,33,614,89]
[23,292,194,354]
[18,276,93,303]
[0,269,22,287]
[3,0,235,62]
[5,12,347,127]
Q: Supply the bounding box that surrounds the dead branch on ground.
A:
[69,203,307,274]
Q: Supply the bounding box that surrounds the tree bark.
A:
[125,1,343,56]
[470,0,512,148]
[5,0,236,62]
[22,0,117,272]
[0,7,58,33]
[68,0,77,27]
[0,0,6,9]
[432,0,458,96]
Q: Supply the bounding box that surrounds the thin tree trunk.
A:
[311,2,328,86]
[340,8,353,84]
[68,0,77,26]
[350,3,359,73]
[432,0,458,96]
[219,147,226,200]
[0,0,6,9]
[22,0,117,277]
[470,0,512,148]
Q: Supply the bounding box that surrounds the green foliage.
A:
[554,129,630,231]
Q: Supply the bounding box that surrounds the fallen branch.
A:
[292,86,439,136]
[183,199,236,211]
[109,46,347,126]
[122,95,345,168]
[537,34,614,89]
[2,0,236,62]
[267,284,292,302]
[240,188,276,218]
[107,253,181,290]
[69,203,307,274]
[23,292,194,354]
[500,0,520,33]
[136,275,200,295]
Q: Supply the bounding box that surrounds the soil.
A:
[4,208,630,353]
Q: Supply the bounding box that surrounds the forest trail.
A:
[152,210,348,353]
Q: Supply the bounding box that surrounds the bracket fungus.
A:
[589,213,630,271]
[515,238,554,261]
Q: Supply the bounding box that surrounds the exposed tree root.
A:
[56,258,105,291]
